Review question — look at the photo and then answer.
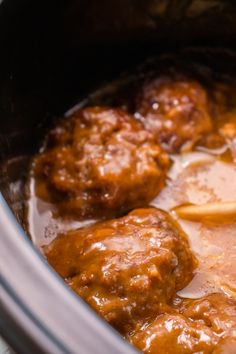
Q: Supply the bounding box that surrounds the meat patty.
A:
[34,107,169,218]
[130,293,236,354]
[45,208,196,333]
[129,313,218,354]
[181,293,236,337]
[135,77,213,153]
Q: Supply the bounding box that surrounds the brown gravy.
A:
[27,149,236,298]
[153,151,236,299]
[26,50,236,353]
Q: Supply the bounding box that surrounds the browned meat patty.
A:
[129,313,218,354]
[34,107,170,218]
[130,293,236,354]
[134,77,214,153]
[45,208,196,334]
[181,293,236,337]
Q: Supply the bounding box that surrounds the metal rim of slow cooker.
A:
[0,194,139,354]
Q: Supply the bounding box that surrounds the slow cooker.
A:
[1,1,236,353]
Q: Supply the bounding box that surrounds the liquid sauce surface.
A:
[153,152,236,299]
[27,50,236,353]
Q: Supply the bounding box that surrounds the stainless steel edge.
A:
[0,194,138,354]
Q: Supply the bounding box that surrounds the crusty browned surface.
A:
[34,107,169,218]
[45,208,196,334]
[134,77,214,153]
[130,294,236,354]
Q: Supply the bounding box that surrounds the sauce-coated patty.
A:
[45,208,196,334]
[135,77,213,153]
[35,107,169,218]
[130,294,236,354]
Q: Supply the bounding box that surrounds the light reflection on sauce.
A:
[152,151,236,299]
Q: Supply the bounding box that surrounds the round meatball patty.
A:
[130,313,218,354]
[130,294,236,354]
[135,77,213,153]
[34,107,169,218]
[45,208,196,333]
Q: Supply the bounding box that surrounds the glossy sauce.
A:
[152,150,236,299]
[26,50,236,353]
[28,147,236,299]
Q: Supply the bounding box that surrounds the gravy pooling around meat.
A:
[26,50,236,353]
[153,154,236,299]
